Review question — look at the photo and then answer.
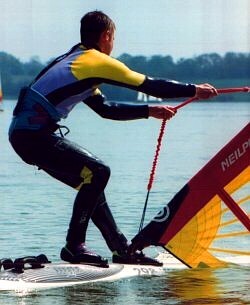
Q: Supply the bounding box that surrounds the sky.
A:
[1,0,249,63]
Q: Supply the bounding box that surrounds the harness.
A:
[9,44,82,136]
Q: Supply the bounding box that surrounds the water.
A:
[0,100,249,305]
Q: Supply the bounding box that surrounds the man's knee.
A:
[96,163,110,188]
[79,163,110,189]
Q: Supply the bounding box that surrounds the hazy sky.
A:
[1,0,249,62]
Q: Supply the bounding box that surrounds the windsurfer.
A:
[8,11,217,267]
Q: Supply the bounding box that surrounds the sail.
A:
[137,91,163,102]
[132,123,250,268]
[0,73,3,102]
[0,74,3,111]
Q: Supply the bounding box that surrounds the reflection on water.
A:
[166,268,220,303]
[164,266,250,305]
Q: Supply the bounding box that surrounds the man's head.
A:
[80,11,115,55]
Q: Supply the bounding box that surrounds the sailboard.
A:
[131,123,250,268]
[0,253,185,291]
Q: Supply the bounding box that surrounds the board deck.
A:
[0,253,185,291]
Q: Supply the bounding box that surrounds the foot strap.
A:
[0,258,14,271]
[0,254,51,273]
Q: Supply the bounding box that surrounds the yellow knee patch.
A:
[76,166,93,190]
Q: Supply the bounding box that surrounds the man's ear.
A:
[99,30,110,43]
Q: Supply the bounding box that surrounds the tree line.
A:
[0,51,249,101]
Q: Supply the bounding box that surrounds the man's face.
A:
[99,29,115,55]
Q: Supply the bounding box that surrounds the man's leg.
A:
[91,193,163,266]
[38,137,111,265]
[58,163,110,265]
[91,192,129,254]
[11,131,111,265]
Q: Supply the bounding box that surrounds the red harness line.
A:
[138,86,249,232]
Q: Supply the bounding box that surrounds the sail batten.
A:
[221,195,249,214]
[220,217,246,227]
[209,247,250,255]
[214,231,249,238]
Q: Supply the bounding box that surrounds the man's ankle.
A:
[65,242,87,252]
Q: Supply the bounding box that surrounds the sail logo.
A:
[153,205,170,222]
[221,138,250,172]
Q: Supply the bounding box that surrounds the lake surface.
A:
[0,99,249,305]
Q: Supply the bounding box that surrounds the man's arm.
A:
[138,77,196,99]
[83,94,149,120]
[82,52,218,121]
[91,53,217,100]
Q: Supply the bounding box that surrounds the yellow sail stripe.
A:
[214,231,249,238]
[221,195,250,215]
[220,215,250,227]
[209,247,250,256]
[224,167,249,194]
[237,195,250,205]
[221,168,249,214]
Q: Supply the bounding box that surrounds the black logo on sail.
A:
[153,206,170,222]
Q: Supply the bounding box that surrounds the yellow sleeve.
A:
[71,49,146,87]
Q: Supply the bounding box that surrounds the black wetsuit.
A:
[8,44,196,253]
